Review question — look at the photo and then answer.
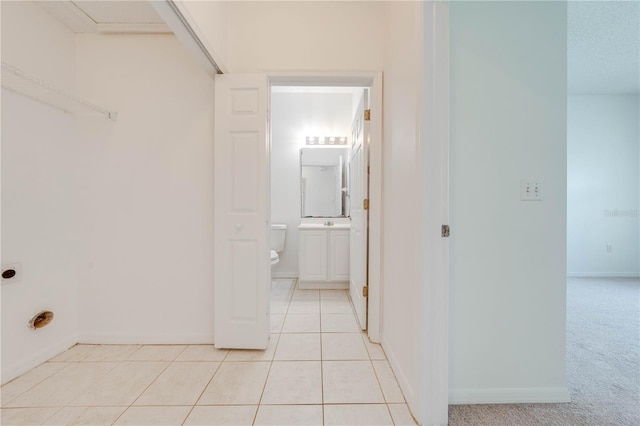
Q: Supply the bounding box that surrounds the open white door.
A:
[349,91,369,330]
[214,74,270,349]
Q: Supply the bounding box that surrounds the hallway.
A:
[1,279,415,425]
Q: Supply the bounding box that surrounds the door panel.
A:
[329,230,350,281]
[299,231,328,281]
[214,74,269,349]
[230,132,259,211]
[349,91,369,330]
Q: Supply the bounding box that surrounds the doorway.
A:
[268,74,383,342]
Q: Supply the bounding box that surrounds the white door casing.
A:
[214,74,270,349]
[349,91,369,330]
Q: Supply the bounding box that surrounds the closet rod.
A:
[1,62,117,120]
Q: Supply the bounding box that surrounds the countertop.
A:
[297,223,351,230]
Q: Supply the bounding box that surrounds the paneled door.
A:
[214,74,270,349]
[349,91,369,330]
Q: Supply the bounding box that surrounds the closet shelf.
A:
[1,62,117,120]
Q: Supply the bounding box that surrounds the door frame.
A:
[269,72,383,342]
[420,2,450,424]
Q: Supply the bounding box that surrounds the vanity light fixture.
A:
[305,136,349,146]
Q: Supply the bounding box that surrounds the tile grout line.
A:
[368,347,403,425]
[182,348,230,426]
[29,349,134,424]
[1,361,74,408]
[110,351,177,425]
[43,355,125,417]
[35,405,66,425]
[250,278,294,425]
[319,286,326,425]
[251,344,277,425]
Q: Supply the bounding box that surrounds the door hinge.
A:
[363,286,369,297]
[367,165,370,175]
[441,224,450,238]
[364,109,371,121]
[363,198,369,210]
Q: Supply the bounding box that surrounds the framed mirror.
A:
[300,147,349,218]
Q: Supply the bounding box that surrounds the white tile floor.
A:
[1,279,416,425]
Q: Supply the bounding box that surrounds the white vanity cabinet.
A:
[298,225,350,289]
[299,230,328,282]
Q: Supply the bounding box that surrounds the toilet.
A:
[270,224,287,265]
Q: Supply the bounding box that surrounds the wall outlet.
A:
[520,179,542,201]
[1,263,22,284]
[606,244,613,253]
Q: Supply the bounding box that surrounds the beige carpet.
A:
[449,277,640,425]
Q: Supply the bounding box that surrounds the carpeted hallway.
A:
[449,277,640,425]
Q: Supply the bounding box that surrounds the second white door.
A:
[349,90,369,330]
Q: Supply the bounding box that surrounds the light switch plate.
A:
[520,179,542,201]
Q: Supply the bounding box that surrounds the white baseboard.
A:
[382,340,417,413]
[78,333,214,345]
[271,272,297,279]
[567,272,640,278]
[1,334,78,385]
[449,387,571,404]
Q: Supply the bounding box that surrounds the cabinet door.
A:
[299,231,328,281]
[328,230,350,281]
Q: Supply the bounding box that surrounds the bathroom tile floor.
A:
[1,279,416,425]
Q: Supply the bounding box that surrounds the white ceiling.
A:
[72,1,164,24]
[38,1,639,93]
[38,0,171,33]
[568,1,640,94]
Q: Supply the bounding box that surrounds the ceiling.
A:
[37,1,638,94]
[37,0,171,33]
[568,1,640,94]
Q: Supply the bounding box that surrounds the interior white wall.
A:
[177,0,229,72]
[224,1,385,73]
[420,2,450,423]
[449,1,569,403]
[271,93,352,278]
[184,1,426,420]
[74,33,216,343]
[380,0,424,414]
[567,95,640,277]
[1,1,79,383]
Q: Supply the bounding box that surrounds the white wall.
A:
[1,1,79,383]
[182,1,429,420]
[224,1,385,73]
[271,93,352,277]
[75,34,216,343]
[178,0,229,72]
[380,0,424,414]
[567,95,640,277]
[449,1,569,403]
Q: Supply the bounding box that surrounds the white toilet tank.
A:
[270,224,287,252]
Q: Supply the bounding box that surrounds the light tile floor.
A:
[1,279,416,425]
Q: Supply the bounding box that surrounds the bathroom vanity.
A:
[298,223,350,289]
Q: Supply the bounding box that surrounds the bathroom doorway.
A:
[268,73,383,342]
